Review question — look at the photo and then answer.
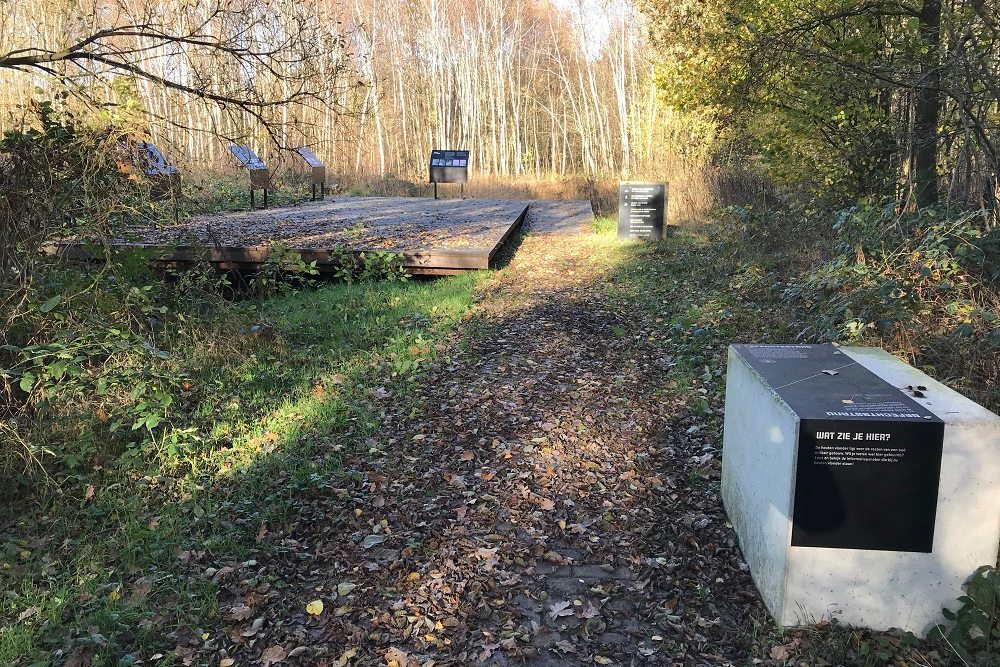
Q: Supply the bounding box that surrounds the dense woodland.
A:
[1,0,999,665]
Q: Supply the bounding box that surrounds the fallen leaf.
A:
[770,644,791,662]
[17,606,39,621]
[384,646,409,667]
[362,534,386,549]
[594,657,613,665]
[228,604,253,621]
[333,647,358,667]
[261,644,288,666]
[548,600,574,619]
[581,600,601,618]
[65,646,94,667]
[306,599,324,616]
[241,616,265,637]
[460,450,475,461]
[337,582,357,596]
[220,659,235,667]
[211,566,235,583]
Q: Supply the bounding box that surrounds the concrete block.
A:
[722,344,1000,634]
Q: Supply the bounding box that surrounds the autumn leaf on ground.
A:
[337,582,356,596]
[580,600,601,618]
[460,450,475,461]
[770,644,791,662]
[334,648,358,667]
[548,600,574,619]
[64,646,94,667]
[261,644,288,666]
[384,646,409,667]
[362,534,386,549]
[17,606,39,621]
[228,604,253,621]
[306,599,324,616]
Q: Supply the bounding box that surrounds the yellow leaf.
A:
[306,599,324,616]
[333,647,358,667]
[406,572,420,581]
[220,659,235,667]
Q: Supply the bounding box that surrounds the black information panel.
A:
[429,149,469,184]
[135,142,179,177]
[228,145,270,189]
[618,182,667,241]
[734,344,944,552]
[132,142,180,200]
[295,147,326,185]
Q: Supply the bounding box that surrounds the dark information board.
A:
[228,145,270,189]
[618,182,667,241]
[132,142,180,201]
[295,147,326,186]
[429,149,469,184]
[733,344,944,552]
[135,142,178,177]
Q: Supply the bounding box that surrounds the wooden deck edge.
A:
[486,203,529,264]
[44,241,494,275]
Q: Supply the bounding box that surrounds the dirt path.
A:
[212,232,765,666]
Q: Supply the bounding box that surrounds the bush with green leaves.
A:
[930,565,1000,666]
[782,201,995,342]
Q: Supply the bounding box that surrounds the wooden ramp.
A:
[56,197,529,276]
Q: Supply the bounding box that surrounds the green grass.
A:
[0,271,488,665]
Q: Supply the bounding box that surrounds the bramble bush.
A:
[776,200,1000,410]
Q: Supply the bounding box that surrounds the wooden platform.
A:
[55,197,530,275]
[523,200,594,235]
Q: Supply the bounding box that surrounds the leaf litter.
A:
[109,232,941,666]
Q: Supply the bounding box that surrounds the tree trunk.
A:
[913,0,942,208]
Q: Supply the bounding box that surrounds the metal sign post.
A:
[295,147,327,201]
[228,145,271,210]
[429,150,470,199]
[134,142,181,222]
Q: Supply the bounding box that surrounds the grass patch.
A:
[0,271,487,664]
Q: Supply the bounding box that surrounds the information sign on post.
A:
[228,145,271,210]
[429,149,470,199]
[133,142,181,221]
[295,147,326,201]
[618,182,667,241]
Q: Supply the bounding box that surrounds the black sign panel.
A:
[229,145,267,170]
[135,142,179,177]
[228,145,270,189]
[733,344,944,552]
[429,149,469,184]
[618,183,667,241]
[295,147,326,185]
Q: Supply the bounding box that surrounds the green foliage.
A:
[782,201,994,342]
[930,565,1000,665]
[250,244,320,299]
[325,246,410,284]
